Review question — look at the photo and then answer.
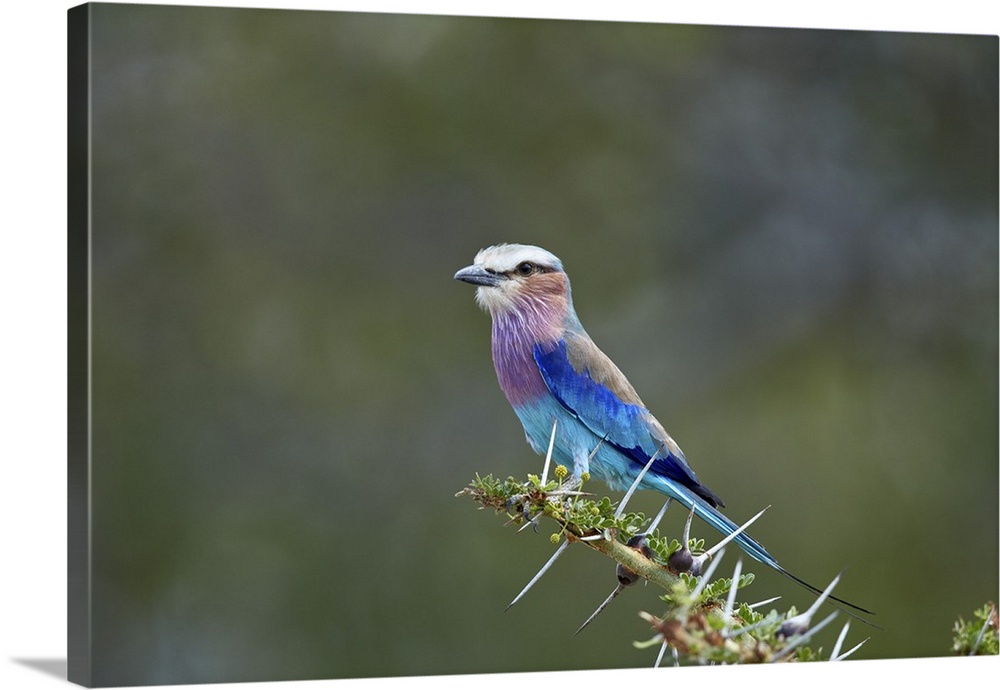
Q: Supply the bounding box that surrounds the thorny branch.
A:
[457,471,871,665]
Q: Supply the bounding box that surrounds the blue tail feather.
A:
[645,474,779,568]
[643,474,876,620]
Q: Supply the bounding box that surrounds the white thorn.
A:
[614,443,665,519]
[540,418,558,486]
[806,609,841,638]
[681,505,695,545]
[723,558,743,626]
[645,498,672,535]
[506,540,569,611]
[695,505,770,571]
[781,571,844,629]
[777,571,842,639]
[830,621,851,660]
[748,596,782,610]
[575,584,625,635]
[969,603,997,656]
[654,641,668,668]
[803,570,844,620]
[834,636,870,661]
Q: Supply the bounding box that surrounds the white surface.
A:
[1,1,996,688]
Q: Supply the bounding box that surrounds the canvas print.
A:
[68,3,999,687]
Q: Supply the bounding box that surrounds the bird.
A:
[454,242,871,616]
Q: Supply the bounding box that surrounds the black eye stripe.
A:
[508,261,552,277]
[492,261,553,278]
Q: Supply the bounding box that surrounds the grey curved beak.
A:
[454,265,502,287]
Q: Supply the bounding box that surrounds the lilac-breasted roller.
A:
[455,243,870,613]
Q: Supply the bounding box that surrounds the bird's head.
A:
[454,243,571,317]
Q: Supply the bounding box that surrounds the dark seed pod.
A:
[625,534,653,557]
[668,546,694,574]
[777,618,809,640]
[616,563,640,586]
[616,535,652,586]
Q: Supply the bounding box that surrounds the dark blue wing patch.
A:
[533,340,723,507]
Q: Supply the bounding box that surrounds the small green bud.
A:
[581,471,590,482]
[550,533,561,545]
[554,464,568,480]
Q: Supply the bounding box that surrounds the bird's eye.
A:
[516,262,535,276]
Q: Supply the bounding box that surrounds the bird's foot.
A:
[505,494,541,532]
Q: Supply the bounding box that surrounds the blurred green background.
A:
[85,3,998,685]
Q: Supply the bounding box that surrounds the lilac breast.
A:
[490,308,558,407]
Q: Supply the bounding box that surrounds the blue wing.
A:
[533,337,724,507]
[534,338,877,620]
